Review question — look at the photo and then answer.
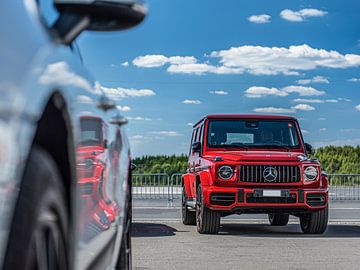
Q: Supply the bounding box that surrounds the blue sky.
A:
[78,0,360,157]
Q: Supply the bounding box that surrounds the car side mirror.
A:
[103,139,108,149]
[53,0,147,44]
[192,142,201,153]
[304,143,315,155]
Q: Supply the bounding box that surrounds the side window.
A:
[188,129,196,156]
[198,123,204,144]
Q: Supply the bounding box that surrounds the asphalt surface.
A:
[132,199,360,270]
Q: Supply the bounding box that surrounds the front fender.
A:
[198,170,214,187]
[321,173,329,189]
[182,173,196,198]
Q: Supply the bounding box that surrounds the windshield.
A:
[206,120,301,149]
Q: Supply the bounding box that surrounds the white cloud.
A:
[314,138,360,147]
[245,86,288,98]
[210,44,360,75]
[130,135,144,140]
[151,131,182,137]
[127,116,152,121]
[318,117,326,120]
[302,129,310,134]
[133,55,196,68]
[291,104,315,111]
[209,90,228,95]
[338,97,352,102]
[245,85,324,98]
[77,95,94,104]
[253,103,315,113]
[182,99,202,105]
[348,78,360,82]
[320,128,327,132]
[248,14,271,24]
[253,107,295,114]
[293,98,338,103]
[133,44,360,76]
[39,61,92,92]
[297,75,329,85]
[356,104,360,111]
[281,86,325,96]
[325,99,338,103]
[293,98,324,103]
[121,61,129,67]
[98,85,155,100]
[280,8,328,22]
[187,123,194,126]
[116,105,131,111]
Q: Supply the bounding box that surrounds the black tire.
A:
[300,206,328,234]
[268,213,289,226]
[196,184,220,234]
[182,187,196,225]
[117,215,132,270]
[3,146,69,270]
[117,175,132,270]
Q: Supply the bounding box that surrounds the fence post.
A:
[167,174,171,207]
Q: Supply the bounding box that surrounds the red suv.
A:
[182,115,328,234]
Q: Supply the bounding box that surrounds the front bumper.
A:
[202,186,328,213]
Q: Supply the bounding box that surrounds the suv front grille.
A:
[240,165,300,183]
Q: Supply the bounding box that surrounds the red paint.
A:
[183,114,328,212]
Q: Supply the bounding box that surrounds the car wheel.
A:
[300,206,328,234]
[268,213,289,226]
[182,187,196,225]
[196,184,220,234]
[117,189,132,270]
[3,146,69,270]
[117,216,132,270]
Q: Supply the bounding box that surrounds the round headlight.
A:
[218,165,234,180]
[304,166,318,181]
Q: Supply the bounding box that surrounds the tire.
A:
[182,187,196,225]
[3,146,69,270]
[117,177,132,270]
[268,213,289,226]
[117,215,132,270]
[300,206,328,234]
[196,184,220,234]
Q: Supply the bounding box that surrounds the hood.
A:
[203,150,306,162]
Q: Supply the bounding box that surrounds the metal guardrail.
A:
[328,174,360,200]
[132,173,360,203]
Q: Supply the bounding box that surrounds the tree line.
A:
[132,145,360,175]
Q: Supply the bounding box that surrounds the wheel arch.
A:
[31,91,76,265]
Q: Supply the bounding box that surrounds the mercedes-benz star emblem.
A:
[263,166,278,182]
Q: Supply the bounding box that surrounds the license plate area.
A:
[253,189,290,198]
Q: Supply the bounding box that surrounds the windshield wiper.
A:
[218,143,249,150]
[259,144,290,151]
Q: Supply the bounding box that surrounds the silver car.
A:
[0,0,146,269]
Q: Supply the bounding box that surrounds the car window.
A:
[207,120,300,148]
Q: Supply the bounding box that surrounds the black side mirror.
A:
[304,143,315,155]
[103,139,108,149]
[54,0,147,44]
[192,142,201,152]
